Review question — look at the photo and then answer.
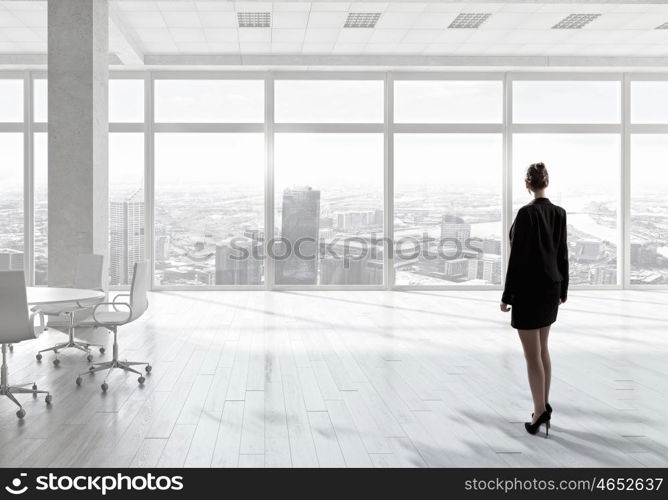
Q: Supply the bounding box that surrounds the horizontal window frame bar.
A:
[274,123,384,133]
[153,123,265,133]
[510,124,622,133]
[393,124,503,133]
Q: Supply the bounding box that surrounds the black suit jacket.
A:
[502,198,569,305]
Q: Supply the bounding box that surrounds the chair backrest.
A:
[74,254,105,291]
[0,271,33,343]
[129,261,149,321]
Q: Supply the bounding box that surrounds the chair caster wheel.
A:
[89,365,95,372]
[16,409,26,419]
[32,383,37,391]
[101,382,108,392]
[45,395,52,404]
[138,376,145,385]
[76,377,82,386]
[53,358,60,367]
[145,365,152,373]
[36,353,42,361]
[87,354,93,362]
[100,347,105,354]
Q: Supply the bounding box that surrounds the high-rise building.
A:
[333,210,376,230]
[277,186,320,285]
[0,249,24,272]
[319,239,383,285]
[441,215,471,250]
[155,235,170,262]
[215,236,263,285]
[110,188,145,286]
[574,239,601,262]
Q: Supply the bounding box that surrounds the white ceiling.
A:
[1,1,668,64]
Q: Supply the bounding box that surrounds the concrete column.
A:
[48,0,108,288]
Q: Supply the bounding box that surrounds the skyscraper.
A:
[110,188,145,286]
[0,249,24,272]
[215,236,263,285]
[277,186,320,285]
[441,214,471,249]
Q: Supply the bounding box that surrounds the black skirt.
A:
[511,281,561,330]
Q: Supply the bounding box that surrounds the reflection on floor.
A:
[1,290,667,467]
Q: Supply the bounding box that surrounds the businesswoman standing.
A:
[500,162,569,437]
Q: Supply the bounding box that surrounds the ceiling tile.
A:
[162,11,201,27]
[235,2,274,13]
[411,13,457,29]
[195,1,235,12]
[271,42,303,53]
[0,10,24,28]
[273,2,311,13]
[239,41,272,53]
[176,41,209,52]
[12,10,46,28]
[303,28,340,43]
[158,1,196,12]
[125,11,167,28]
[311,3,351,13]
[386,3,427,14]
[238,27,271,43]
[480,13,530,30]
[272,12,309,29]
[142,40,178,53]
[204,28,239,43]
[365,43,396,54]
[337,28,374,43]
[199,12,238,28]
[170,28,206,42]
[369,29,408,43]
[116,1,160,12]
[308,12,348,28]
[0,41,22,52]
[3,27,41,42]
[401,29,441,44]
[207,42,240,52]
[375,12,419,29]
[272,28,305,43]
[302,42,335,53]
[332,42,367,54]
[136,27,173,42]
[423,43,461,54]
[204,28,239,42]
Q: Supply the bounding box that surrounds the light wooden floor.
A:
[1,290,667,468]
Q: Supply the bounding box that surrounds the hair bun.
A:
[526,162,549,191]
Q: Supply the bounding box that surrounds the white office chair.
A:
[35,254,106,366]
[75,261,152,392]
[0,271,52,419]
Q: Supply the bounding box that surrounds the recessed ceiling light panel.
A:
[552,13,601,29]
[237,12,271,28]
[344,12,382,29]
[448,13,491,29]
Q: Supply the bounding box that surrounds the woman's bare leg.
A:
[539,326,551,406]
[518,329,546,423]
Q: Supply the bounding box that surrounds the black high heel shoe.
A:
[525,410,551,437]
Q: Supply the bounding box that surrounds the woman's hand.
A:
[500,302,510,312]
[560,298,567,304]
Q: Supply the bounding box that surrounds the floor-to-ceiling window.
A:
[109,78,145,287]
[511,79,621,286]
[153,78,265,287]
[6,70,668,290]
[630,80,668,285]
[393,79,503,286]
[274,79,384,286]
[0,78,24,275]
